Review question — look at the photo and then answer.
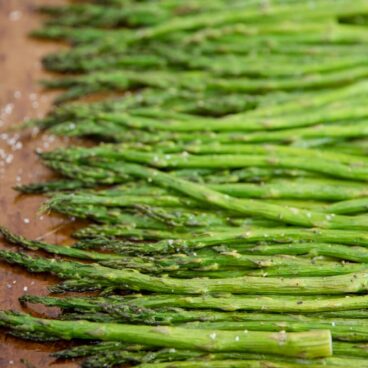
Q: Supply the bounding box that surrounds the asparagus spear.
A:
[249,79,368,117]
[21,293,368,314]
[52,341,142,359]
[33,0,368,46]
[52,339,368,367]
[45,192,203,212]
[16,176,356,206]
[90,101,368,134]
[45,201,208,229]
[152,142,368,165]
[41,148,368,182]
[43,174,368,202]
[72,236,368,266]
[42,66,368,103]
[3,249,368,295]
[244,243,368,263]
[332,138,368,156]
[39,1,233,28]
[4,225,328,274]
[129,359,368,368]
[99,252,329,273]
[209,180,368,202]
[184,320,368,341]
[28,151,321,188]
[26,88,261,128]
[23,295,368,333]
[41,42,368,77]
[45,191,325,229]
[0,311,332,358]
[56,309,368,332]
[17,166,316,194]
[29,79,368,130]
[55,161,368,230]
[43,142,349,168]
[44,117,368,146]
[41,0,364,30]
[102,258,368,278]
[48,278,114,293]
[73,226,368,253]
[0,226,123,261]
[333,341,368,358]
[81,343,359,368]
[59,346,368,368]
[39,98,368,148]
[327,198,368,215]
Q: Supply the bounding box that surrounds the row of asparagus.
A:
[4,0,368,367]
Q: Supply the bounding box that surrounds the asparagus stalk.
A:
[41,41,368,77]
[16,179,89,193]
[245,243,368,263]
[48,278,114,293]
[104,294,368,314]
[52,341,142,359]
[20,295,105,313]
[52,340,368,368]
[4,225,328,274]
[27,88,260,126]
[59,347,368,368]
[3,249,368,295]
[41,148,368,182]
[39,1,231,28]
[45,117,368,146]
[131,359,368,368]
[45,191,324,229]
[73,226,368,253]
[22,157,320,193]
[101,258,368,278]
[45,201,208,229]
[99,252,331,273]
[333,341,368,358]
[209,180,368,202]
[327,198,368,215]
[44,174,368,202]
[23,295,368,333]
[33,0,368,45]
[184,320,368,341]
[330,138,368,156]
[82,343,360,368]
[45,192,203,212]
[71,237,368,265]
[54,201,276,229]
[249,79,368,117]
[42,140,312,163]
[54,161,368,230]
[21,293,368,314]
[36,160,131,187]
[16,168,315,194]
[43,198,265,232]
[42,66,368,103]
[0,226,123,261]
[0,311,332,358]
[161,143,368,165]
[29,80,368,130]
[55,309,368,332]
[41,0,365,30]
[81,351,145,368]
[89,102,368,135]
